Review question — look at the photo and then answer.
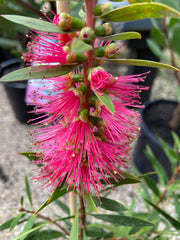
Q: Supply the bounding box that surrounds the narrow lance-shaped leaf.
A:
[92,196,128,212]
[1,15,72,33]
[94,92,115,114]
[19,215,37,240]
[144,198,180,229]
[35,184,68,214]
[10,213,24,231]
[91,214,154,227]
[100,3,180,22]
[0,64,78,82]
[84,191,98,213]
[25,175,33,208]
[97,32,141,41]
[69,211,79,240]
[109,0,152,3]
[99,58,180,71]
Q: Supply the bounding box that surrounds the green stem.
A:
[79,187,86,240]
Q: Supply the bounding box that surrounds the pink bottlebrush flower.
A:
[22,14,71,66]
[31,119,125,195]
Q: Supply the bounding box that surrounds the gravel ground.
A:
[0,65,179,239]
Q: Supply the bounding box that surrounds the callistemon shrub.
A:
[24,13,148,196]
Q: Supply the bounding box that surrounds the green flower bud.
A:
[93,46,105,57]
[93,3,113,16]
[71,74,84,83]
[59,12,72,31]
[80,27,95,43]
[76,53,86,63]
[89,95,98,107]
[78,85,87,95]
[79,109,89,122]
[72,17,86,30]
[95,23,113,37]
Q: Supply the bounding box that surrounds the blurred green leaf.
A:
[12,222,48,240]
[97,32,141,41]
[86,226,113,238]
[150,27,167,48]
[25,175,33,208]
[20,196,24,207]
[19,152,43,167]
[54,199,70,215]
[35,185,68,214]
[71,38,93,53]
[19,215,36,240]
[26,230,65,240]
[172,25,180,57]
[154,0,180,11]
[1,15,71,33]
[92,196,128,212]
[144,198,180,229]
[168,180,180,193]
[83,229,88,240]
[100,3,180,22]
[0,217,17,231]
[10,213,24,231]
[94,92,115,114]
[84,192,98,213]
[145,145,168,186]
[143,176,161,198]
[172,132,180,150]
[173,194,180,222]
[0,64,78,82]
[146,38,169,62]
[99,57,178,71]
[91,214,154,227]
[69,211,79,240]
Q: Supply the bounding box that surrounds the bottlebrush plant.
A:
[1,0,180,239]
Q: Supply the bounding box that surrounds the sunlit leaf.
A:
[1,15,71,33]
[97,32,141,41]
[10,213,23,231]
[19,215,37,240]
[0,64,78,82]
[99,58,179,71]
[100,3,180,22]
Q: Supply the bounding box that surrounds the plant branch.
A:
[16,0,44,18]
[19,207,70,236]
[156,163,180,206]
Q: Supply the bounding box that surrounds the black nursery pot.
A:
[133,99,180,180]
[1,59,36,123]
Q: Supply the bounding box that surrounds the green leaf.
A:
[100,3,180,22]
[94,92,115,114]
[1,15,69,33]
[150,27,167,48]
[146,38,169,62]
[99,58,179,71]
[101,170,141,186]
[24,175,33,208]
[54,199,70,215]
[69,211,79,240]
[19,152,43,167]
[26,230,65,240]
[97,32,141,41]
[109,0,152,2]
[12,222,48,240]
[19,215,37,240]
[84,191,98,213]
[91,214,154,227]
[83,230,88,240]
[71,38,93,53]
[172,25,180,57]
[173,194,180,222]
[10,213,24,231]
[143,176,161,198]
[86,226,113,238]
[144,198,180,229]
[145,145,168,186]
[20,196,24,206]
[35,185,68,214]
[172,132,180,150]
[0,64,78,82]
[0,217,17,231]
[92,196,128,212]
